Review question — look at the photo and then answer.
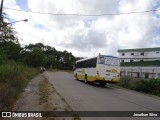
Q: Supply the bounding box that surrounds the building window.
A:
[121,60,124,62]
[145,74,149,79]
[122,53,125,56]
[156,52,159,54]
[130,60,133,62]
[141,52,144,55]
[131,53,134,55]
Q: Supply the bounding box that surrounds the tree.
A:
[0,48,7,64]
[0,15,18,43]
[26,47,45,67]
[0,13,79,70]
[0,41,21,61]
[0,14,21,61]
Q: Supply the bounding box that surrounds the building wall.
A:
[120,67,160,78]
[119,51,160,62]
[118,48,160,79]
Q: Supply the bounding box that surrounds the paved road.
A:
[44,71,160,120]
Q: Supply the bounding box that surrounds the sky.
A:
[2,0,160,57]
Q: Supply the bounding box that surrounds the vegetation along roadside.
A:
[117,77,160,97]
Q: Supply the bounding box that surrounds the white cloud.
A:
[3,0,160,57]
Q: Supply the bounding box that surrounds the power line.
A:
[4,7,160,16]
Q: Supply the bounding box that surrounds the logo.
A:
[1,112,42,118]
[111,69,118,73]
[2,112,11,117]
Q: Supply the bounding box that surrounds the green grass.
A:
[0,62,38,110]
[38,76,55,111]
[39,77,50,105]
[118,77,160,97]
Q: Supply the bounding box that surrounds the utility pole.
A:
[0,0,4,28]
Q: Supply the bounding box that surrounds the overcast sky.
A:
[2,0,160,57]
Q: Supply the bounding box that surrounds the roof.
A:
[118,47,160,53]
[76,56,97,63]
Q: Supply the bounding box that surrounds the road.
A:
[44,71,160,120]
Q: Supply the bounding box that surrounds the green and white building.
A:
[118,47,160,79]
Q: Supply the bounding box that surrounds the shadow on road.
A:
[76,79,114,89]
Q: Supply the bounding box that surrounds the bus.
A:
[73,54,120,86]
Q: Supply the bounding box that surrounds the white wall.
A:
[119,51,160,62]
[121,66,160,78]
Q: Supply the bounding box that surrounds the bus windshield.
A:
[98,55,119,66]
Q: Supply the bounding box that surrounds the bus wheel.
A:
[99,82,106,87]
[85,75,88,84]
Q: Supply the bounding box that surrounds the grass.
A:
[0,62,38,111]
[39,76,80,120]
[39,77,50,104]
[118,77,160,97]
[38,76,55,112]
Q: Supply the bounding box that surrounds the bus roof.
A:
[76,56,97,63]
[76,55,119,63]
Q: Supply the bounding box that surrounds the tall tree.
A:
[0,17,18,43]
[26,47,45,67]
[0,14,21,61]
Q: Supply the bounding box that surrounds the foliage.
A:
[0,62,38,110]
[118,77,131,88]
[0,48,7,64]
[0,41,21,61]
[26,47,45,67]
[134,79,160,95]
[0,13,80,111]
[22,43,79,69]
[118,77,160,96]
[121,60,160,66]
[0,18,18,43]
[0,15,79,70]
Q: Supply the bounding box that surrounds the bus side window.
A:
[92,58,97,67]
[85,60,90,68]
[83,60,86,68]
[89,58,97,68]
[89,59,93,67]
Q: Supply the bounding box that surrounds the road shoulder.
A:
[12,73,79,120]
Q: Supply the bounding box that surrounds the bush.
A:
[0,48,7,65]
[0,62,38,110]
[134,79,160,96]
[118,77,131,89]
[118,77,160,96]
[0,84,17,110]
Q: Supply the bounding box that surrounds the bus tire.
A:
[84,74,88,84]
[99,82,106,87]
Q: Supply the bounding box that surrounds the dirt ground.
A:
[6,73,79,120]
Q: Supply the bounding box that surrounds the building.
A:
[118,47,160,63]
[118,47,160,79]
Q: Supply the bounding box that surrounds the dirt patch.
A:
[13,75,44,111]
[7,74,80,120]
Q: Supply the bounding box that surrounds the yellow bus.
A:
[74,54,120,86]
